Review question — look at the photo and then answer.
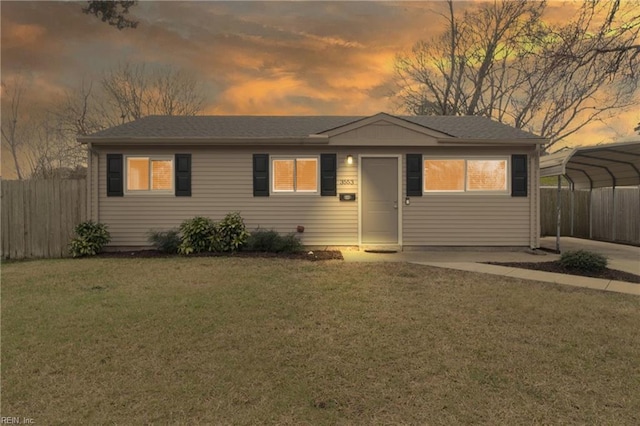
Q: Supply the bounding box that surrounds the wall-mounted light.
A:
[346,155,353,165]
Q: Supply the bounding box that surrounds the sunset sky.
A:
[2,1,639,177]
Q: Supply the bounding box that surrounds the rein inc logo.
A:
[1,418,34,424]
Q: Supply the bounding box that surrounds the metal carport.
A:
[540,140,640,251]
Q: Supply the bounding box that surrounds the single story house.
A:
[78,112,547,250]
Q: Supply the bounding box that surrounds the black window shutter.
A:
[320,154,337,196]
[106,154,123,197]
[406,154,422,196]
[253,154,269,196]
[511,154,528,197]
[175,154,191,196]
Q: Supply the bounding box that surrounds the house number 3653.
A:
[339,179,355,185]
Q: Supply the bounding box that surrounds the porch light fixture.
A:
[346,155,353,165]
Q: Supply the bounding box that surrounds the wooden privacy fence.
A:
[540,186,640,245]
[1,179,87,259]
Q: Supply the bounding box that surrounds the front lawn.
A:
[2,258,639,424]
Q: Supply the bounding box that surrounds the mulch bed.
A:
[486,261,640,284]
[98,250,344,261]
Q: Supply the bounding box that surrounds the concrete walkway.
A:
[342,239,639,296]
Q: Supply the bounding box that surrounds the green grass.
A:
[2,258,640,424]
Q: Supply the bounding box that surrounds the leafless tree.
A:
[1,78,29,179]
[101,62,205,123]
[56,79,113,137]
[25,112,88,179]
[394,0,640,150]
[2,76,90,180]
[153,67,205,116]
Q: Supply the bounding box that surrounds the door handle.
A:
[393,201,398,209]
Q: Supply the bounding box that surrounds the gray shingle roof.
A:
[399,115,539,140]
[83,113,543,140]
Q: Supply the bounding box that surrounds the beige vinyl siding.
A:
[331,120,442,146]
[401,146,536,247]
[95,143,538,248]
[89,148,99,222]
[96,146,358,247]
[402,195,530,246]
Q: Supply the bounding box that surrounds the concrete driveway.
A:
[540,236,639,275]
[342,237,638,275]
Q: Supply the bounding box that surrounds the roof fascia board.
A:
[436,138,547,145]
[319,112,451,138]
[78,136,330,145]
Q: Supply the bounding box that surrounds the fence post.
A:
[570,185,574,236]
[556,175,561,253]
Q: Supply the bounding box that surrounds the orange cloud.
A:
[1,22,46,48]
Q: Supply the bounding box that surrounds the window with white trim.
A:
[126,156,173,193]
[424,158,508,193]
[272,157,318,193]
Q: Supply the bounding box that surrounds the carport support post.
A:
[612,186,616,241]
[570,183,575,236]
[589,189,593,239]
[556,175,561,253]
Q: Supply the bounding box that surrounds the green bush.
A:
[214,212,250,252]
[69,221,111,257]
[559,250,608,273]
[178,216,217,255]
[148,229,181,254]
[245,229,303,253]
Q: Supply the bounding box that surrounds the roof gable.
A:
[319,112,452,138]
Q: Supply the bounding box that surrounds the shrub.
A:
[559,249,608,273]
[69,221,111,257]
[214,212,250,252]
[148,229,181,254]
[178,216,217,255]
[245,229,303,253]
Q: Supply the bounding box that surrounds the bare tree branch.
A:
[1,78,27,179]
[101,62,206,123]
[394,0,640,151]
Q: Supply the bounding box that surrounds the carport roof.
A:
[540,141,640,190]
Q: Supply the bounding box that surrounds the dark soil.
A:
[486,261,640,284]
[97,250,343,261]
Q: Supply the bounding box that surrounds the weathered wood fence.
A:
[540,186,640,245]
[1,179,87,259]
